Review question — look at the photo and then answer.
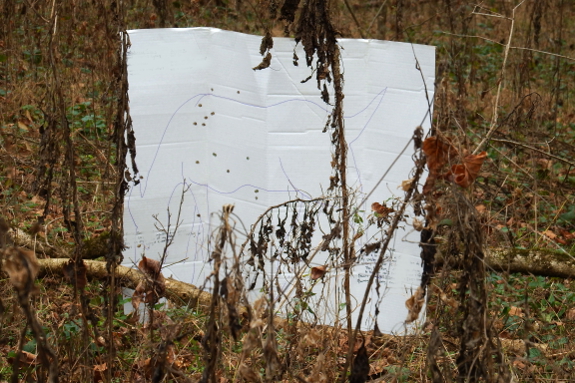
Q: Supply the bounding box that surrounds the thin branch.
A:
[342,0,365,39]
[510,46,575,62]
[471,12,510,20]
[490,138,575,168]
[473,0,526,155]
[441,31,505,46]
[366,0,389,33]
[440,32,575,62]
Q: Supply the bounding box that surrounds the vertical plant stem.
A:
[473,0,526,154]
[331,44,354,369]
[107,0,134,377]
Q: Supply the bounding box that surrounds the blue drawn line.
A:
[139,88,389,197]
[279,157,313,200]
[127,87,390,255]
[184,177,306,196]
[349,88,388,145]
[348,88,388,192]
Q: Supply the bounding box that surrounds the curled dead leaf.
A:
[371,202,394,217]
[19,350,39,365]
[311,265,327,280]
[138,256,162,276]
[509,306,523,317]
[422,136,458,172]
[446,151,487,188]
[132,256,166,307]
[399,178,414,192]
[405,286,425,323]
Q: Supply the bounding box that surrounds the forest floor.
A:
[1,1,575,382]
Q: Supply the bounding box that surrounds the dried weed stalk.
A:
[0,223,58,383]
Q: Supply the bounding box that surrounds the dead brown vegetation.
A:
[0,1,574,382]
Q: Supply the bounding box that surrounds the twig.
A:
[440,32,575,62]
[343,0,365,39]
[490,138,575,168]
[471,4,508,19]
[351,144,426,347]
[509,46,575,62]
[440,31,505,46]
[366,0,389,33]
[473,0,527,155]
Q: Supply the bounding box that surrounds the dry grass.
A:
[0,1,574,382]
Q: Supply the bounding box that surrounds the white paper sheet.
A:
[124,27,435,333]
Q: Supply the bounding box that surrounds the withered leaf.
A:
[253,52,272,71]
[422,136,458,173]
[19,350,40,365]
[259,31,273,55]
[405,286,425,323]
[371,202,394,217]
[422,136,459,194]
[138,256,162,276]
[446,151,487,188]
[311,265,327,280]
[399,178,414,191]
[134,256,166,304]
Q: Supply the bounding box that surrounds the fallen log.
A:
[37,258,213,310]
[34,260,554,358]
[11,221,573,280]
[436,247,575,278]
[8,228,68,258]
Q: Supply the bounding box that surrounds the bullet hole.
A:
[202,123,206,126]
[255,196,258,200]
[226,169,230,173]
[211,112,215,115]
[211,88,214,91]
[197,214,201,217]
[246,156,250,160]
[254,189,259,193]
[213,153,217,157]
[198,104,203,107]
[193,122,197,125]
[196,160,200,164]
[237,90,240,94]
[204,116,208,119]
